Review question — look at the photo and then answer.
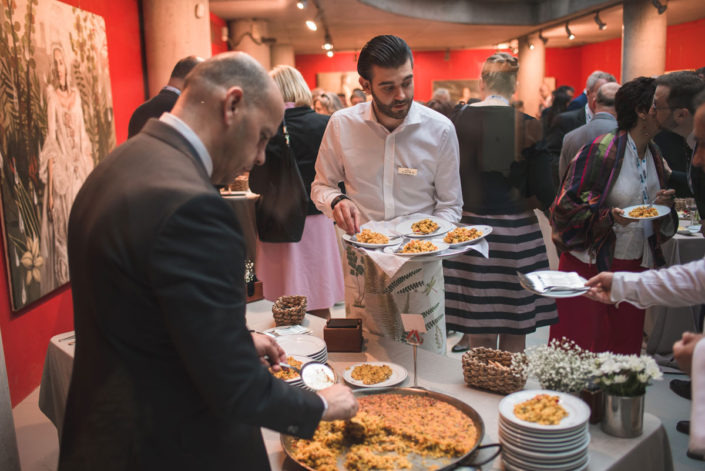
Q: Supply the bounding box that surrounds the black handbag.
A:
[249,118,308,243]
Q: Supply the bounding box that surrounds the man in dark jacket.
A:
[60,52,357,471]
[127,55,203,137]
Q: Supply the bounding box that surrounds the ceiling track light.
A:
[326,50,334,58]
[538,30,548,45]
[565,22,575,40]
[651,0,667,14]
[305,19,317,31]
[594,11,607,30]
[528,40,535,50]
[296,0,306,9]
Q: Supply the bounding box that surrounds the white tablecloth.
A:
[39,314,673,470]
[645,233,705,354]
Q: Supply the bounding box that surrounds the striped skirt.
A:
[443,211,558,334]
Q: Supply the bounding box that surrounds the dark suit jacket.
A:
[566,91,587,111]
[60,119,323,471]
[545,107,586,187]
[654,129,694,198]
[127,88,179,137]
[250,106,329,215]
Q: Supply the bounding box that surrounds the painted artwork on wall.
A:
[432,79,481,105]
[0,0,115,310]
[317,71,361,107]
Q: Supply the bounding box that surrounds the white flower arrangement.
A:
[591,352,662,396]
[524,338,595,393]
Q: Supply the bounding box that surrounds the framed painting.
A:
[0,0,115,310]
[432,79,481,104]
[316,71,360,106]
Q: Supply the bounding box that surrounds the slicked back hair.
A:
[357,35,413,81]
[655,71,705,114]
[171,55,203,80]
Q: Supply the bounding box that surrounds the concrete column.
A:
[142,0,212,97]
[621,0,667,82]
[229,20,272,71]
[271,44,295,69]
[517,35,545,118]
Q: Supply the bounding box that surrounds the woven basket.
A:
[229,176,249,192]
[462,347,527,395]
[272,295,307,326]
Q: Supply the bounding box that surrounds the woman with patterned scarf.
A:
[550,76,677,355]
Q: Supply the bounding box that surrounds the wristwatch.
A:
[330,194,350,210]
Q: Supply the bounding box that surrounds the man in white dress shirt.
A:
[584,97,705,461]
[311,35,462,353]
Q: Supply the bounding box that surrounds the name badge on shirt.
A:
[398,167,418,176]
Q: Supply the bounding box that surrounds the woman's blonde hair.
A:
[269,64,313,107]
[481,52,519,97]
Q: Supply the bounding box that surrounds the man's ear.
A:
[673,108,690,126]
[359,76,371,94]
[224,86,244,123]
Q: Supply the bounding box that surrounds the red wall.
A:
[210,12,229,56]
[296,49,495,102]
[298,18,705,102]
[0,0,144,406]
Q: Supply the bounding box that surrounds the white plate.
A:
[500,433,589,460]
[442,225,493,247]
[499,424,589,449]
[621,204,671,220]
[276,335,327,358]
[342,362,408,388]
[499,390,590,432]
[503,449,589,471]
[220,191,249,197]
[519,270,589,299]
[394,216,455,238]
[499,416,588,440]
[383,240,450,257]
[342,232,402,249]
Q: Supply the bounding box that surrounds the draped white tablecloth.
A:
[40,312,673,470]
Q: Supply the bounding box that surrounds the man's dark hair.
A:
[615,76,656,131]
[357,35,413,81]
[556,85,575,95]
[655,71,705,114]
[171,55,203,80]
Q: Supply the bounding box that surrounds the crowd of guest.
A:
[60,36,705,469]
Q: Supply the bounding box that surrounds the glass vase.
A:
[601,392,644,438]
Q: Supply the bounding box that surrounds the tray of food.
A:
[281,387,500,471]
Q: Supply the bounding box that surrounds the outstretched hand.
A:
[583,272,614,304]
[251,332,286,371]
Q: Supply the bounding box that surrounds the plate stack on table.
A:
[498,390,591,471]
[276,334,328,363]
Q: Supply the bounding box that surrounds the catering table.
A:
[39,314,673,471]
[644,232,705,354]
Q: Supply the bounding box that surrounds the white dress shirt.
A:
[611,257,705,308]
[311,101,462,224]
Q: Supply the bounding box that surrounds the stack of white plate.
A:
[498,389,591,471]
[276,334,328,364]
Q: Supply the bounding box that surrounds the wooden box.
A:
[324,318,363,352]
[246,281,264,303]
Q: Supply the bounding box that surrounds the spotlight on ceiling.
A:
[651,0,667,14]
[565,22,575,40]
[322,33,333,50]
[538,30,548,45]
[305,19,317,31]
[296,0,306,9]
[594,11,607,30]
[529,41,535,50]
[326,50,334,58]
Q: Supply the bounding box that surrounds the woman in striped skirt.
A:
[443,53,558,353]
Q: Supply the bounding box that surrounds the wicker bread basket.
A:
[462,347,527,395]
[272,295,307,326]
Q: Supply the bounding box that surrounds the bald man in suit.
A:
[61,52,357,471]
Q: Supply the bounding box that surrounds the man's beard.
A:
[371,90,412,120]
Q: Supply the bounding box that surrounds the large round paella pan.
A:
[281,387,501,470]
